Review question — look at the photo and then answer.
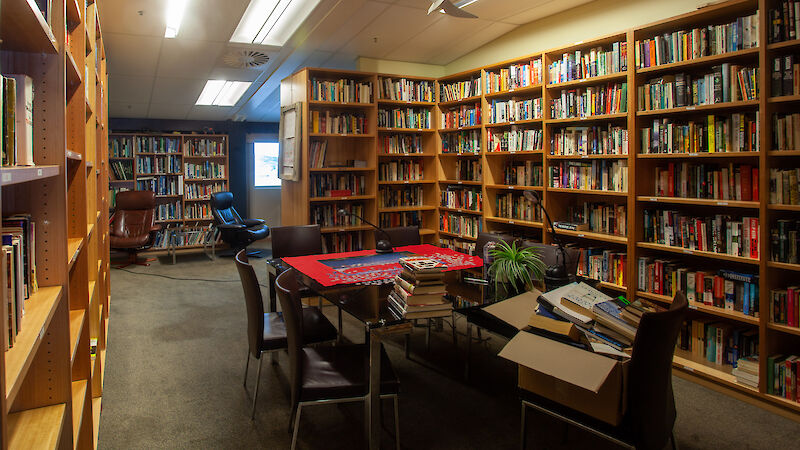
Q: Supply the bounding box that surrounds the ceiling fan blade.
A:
[440,0,478,18]
[427,0,446,15]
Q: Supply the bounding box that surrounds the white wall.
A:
[357,57,446,78]
[246,134,282,244]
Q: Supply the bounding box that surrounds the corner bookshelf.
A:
[107,132,229,254]
[0,0,110,448]
[280,0,800,420]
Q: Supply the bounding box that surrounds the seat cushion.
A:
[246,225,269,241]
[110,233,150,249]
[260,307,338,352]
[299,344,399,402]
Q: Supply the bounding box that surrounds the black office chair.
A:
[376,226,421,248]
[235,250,338,419]
[520,291,688,450]
[211,192,269,257]
[275,270,401,450]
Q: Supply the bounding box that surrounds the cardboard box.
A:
[499,332,628,425]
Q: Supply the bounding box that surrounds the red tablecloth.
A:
[282,244,483,287]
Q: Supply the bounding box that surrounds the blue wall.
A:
[109,118,279,216]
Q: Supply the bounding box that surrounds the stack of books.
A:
[732,355,759,389]
[388,257,450,319]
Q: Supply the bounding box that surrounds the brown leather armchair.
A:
[110,190,160,268]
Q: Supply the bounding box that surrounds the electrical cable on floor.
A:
[114,267,271,288]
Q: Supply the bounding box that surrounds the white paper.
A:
[590,342,631,358]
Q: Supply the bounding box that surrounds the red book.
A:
[740,164,752,201]
[668,163,675,197]
[330,190,352,197]
[713,275,725,308]
[752,167,759,201]
[750,217,759,259]
[789,287,796,327]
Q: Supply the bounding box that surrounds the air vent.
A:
[222,49,270,69]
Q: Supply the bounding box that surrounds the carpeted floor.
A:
[97,252,800,449]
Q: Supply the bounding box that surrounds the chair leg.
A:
[290,404,303,450]
[520,401,527,450]
[464,322,472,380]
[393,395,401,450]
[250,356,263,420]
[270,351,279,365]
[337,308,343,343]
[243,352,250,388]
[671,430,678,450]
[425,318,431,351]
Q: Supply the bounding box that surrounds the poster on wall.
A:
[278,102,302,181]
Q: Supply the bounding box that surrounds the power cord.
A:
[114,267,271,288]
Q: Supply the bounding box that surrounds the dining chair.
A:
[275,269,401,450]
[234,250,338,419]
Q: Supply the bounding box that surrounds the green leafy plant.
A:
[487,240,546,299]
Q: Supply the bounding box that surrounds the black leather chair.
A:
[520,291,688,450]
[211,192,268,257]
[234,250,337,419]
[375,226,421,248]
[275,270,400,450]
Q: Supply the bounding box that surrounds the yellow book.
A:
[708,115,715,152]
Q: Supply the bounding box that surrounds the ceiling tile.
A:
[150,77,208,104]
[342,4,444,59]
[156,39,225,78]
[99,0,165,38]
[186,106,236,121]
[301,0,389,53]
[108,75,155,103]
[147,103,193,120]
[105,33,162,76]
[177,0,250,42]
[385,17,494,63]
[109,102,150,118]
[503,0,595,26]
[207,67,262,82]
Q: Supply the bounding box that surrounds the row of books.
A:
[547,42,627,85]
[455,159,481,182]
[308,140,327,168]
[637,65,759,111]
[1,74,32,167]
[378,108,431,129]
[439,77,481,103]
[485,59,543,94]
[441,104,481,129]
[499,162,540,187]
[110,160,134,180]
[634,12,760,69]
[549,160,628,192]
[439,211,481,238]
[677,319,758,368]
[642,209,760,259]
[389,259,451,320]
[766,354,800,400]
[487,128,543,152]
[770,219,800,264]
[110,136,225,157]
[109,137,134,157]
[377,77,434,103]
[568,202,627,237]
[126,136,180,154]
[488,98,542,124]
[440,186,482,211]
[772,168,800,205]
[185,182,224,200]
[155,201,181,222]
[309,173,367,198]
[379,134,422,154]
[110,187,129,208]
[151,224,219,250]
[310,111,367,134]
[494,192,542,223]
[438,237,475,255]
[769,1,800,43]
[770,287,800,328]
[136,155,181,174]
[137,176,183,196]
[310,78,372,103]
[771,55,800,98]
[773,112,800,150]
[378,185,423,208]
[184,203,212,220]
[652,162,758,202]
[323,231,363,253]
[549,83,628,119]
[184,162,225,179]
[311,203,364,228]
[379,211,422,228]
[441,130,481,153]
[550,125,628,156]
[575,248,626,288]
[4,215,38,350]
[183,138,225,157]
[378,161,423,181]
[640,114,760,154]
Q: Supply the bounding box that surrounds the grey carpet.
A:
[98,253,800,449]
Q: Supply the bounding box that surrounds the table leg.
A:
[268,270,277,314]
[367,328,382,450]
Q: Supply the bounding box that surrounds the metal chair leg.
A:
[671,431,678,450]
[393,395,400,450]
[520,401,527,450]
[290,404,303,450]
[243,352,250,388]
[251,356,264,420]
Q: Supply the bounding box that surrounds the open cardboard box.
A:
[499,332,629,425]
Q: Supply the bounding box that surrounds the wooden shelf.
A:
[378,153,436,158]
[439,152,481,157]
[71,380,88,441]
[637,196,759,209]
[596,281,627,293]
[87,222,95,239]
[767,261,800,272]
[637,242,759,265]
[438,95,482,107]
[768,94,800,103]
[438,230,478,240]
[309,100,374,108]
[547,187,628,196]
[320,225,374,233]
[309,195,375,202]
[636,291,759,325]
[66,0,81,25]
[309,167,373,172]
[769,150,800,156]
[68,238,84,269]
[377,127,435,133]
[69,309,85,364]
[768,204,800,211]
[4,286,63,403]
[485,184,543,191]
[484,118,543,128]
[638,151,760,159]
[377,99,436,106]
[378,206,436,212]
[485,216,543,229]
[485,150,543,156]
[553,228,628,244]
[545,113,627,124]
[438,206,482,215]
[767,39,800,51]
[439,179,482,186]
[92,398,101,449]
[308,132,375,138]
[672,350,757,394]
[7,404,67,449]
[67,50,82,87]
[484,84,543,99]
[0,0,58,53]
[378,179,435,185]
[767,322,800,337]
[548,153,628,160]
[546,72,627,90]
[183,198,211,202]
[0,165,60,186]
[438,125,482,132]
[182,154,226,159]
[636,99,759,117]
[636,48,759,74]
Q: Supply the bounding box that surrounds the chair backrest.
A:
[234,250,265,358]
[112,190,156,238]
[271,225,324,258]
[275,269,305,407]
[626,291,688,449]
[378,226,421,248]
[211,192,243,226]
[475,232,515,261]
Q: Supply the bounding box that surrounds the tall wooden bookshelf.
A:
[0,0,110,447]
[107,132,229,253]
[280,0,800,419]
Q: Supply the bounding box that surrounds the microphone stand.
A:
[337,209,393,253]
[523,190,570,290]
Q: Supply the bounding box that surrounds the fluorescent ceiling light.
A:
[230,0,320,46]
[165,0,189,38]
[195,80,252,106]
[440,0,478,13]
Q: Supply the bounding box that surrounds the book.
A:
[593,297,637,341]
[393,284,445,306]
[394,274,445,295]
[398,256,447,274]
[3,76,16,166]
[388,291,451,320]
[559,281,612,318]
[7,75,33,166]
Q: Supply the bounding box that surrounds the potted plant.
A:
[487,240,547,300]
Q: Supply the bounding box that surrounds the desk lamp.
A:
[523,190,570,290]
[336,208,393,253]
